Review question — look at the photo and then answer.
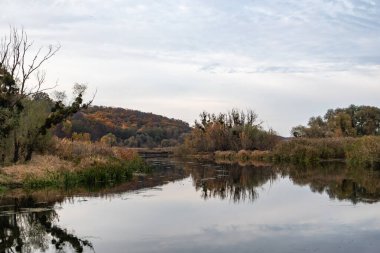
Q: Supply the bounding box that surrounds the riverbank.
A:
[0,139,150,190]
[208,136,380,168]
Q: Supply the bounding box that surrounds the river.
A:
[1,157,380,252]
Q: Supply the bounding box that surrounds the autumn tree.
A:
[0,28,92,164]
[184,108,279,152]
[291,105,380,138]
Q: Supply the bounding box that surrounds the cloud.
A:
[0,0,379,136]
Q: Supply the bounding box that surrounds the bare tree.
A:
[0,27,60,96]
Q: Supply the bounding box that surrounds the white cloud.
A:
[1,0,379,136]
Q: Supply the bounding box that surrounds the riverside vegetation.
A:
[0,28,149,190]
[1,136,150,189]
[179,106,380,168]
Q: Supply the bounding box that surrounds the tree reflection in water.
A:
[285,162,380,204]
[2,158,380,252]
[178,158,380,204]
[182,162,278,203]
[0,196,93,253]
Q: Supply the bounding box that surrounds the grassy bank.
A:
[272,136,380,166]
[0,138,150,189]
[22,157,149,189]
[213,136,380,168]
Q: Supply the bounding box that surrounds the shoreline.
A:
[0,153,149,191]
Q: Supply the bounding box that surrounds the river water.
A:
[1,157,380,252]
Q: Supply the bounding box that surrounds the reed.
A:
[1,138,150,189]
[272,136,380,167]
[23,156,150,189]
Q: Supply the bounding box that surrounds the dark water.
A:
[1,158,380,253]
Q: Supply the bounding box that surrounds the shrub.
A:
[345,136,380,167]
[272,136,380,167]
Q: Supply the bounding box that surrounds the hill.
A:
[54,106,191,148]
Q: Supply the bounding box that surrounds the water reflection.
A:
[159,158,380,204]
[1,158,380,252]
[181,159,380,205]
[186,163,277,202]
[285,162,380,204]
[0,160,188,253]
[0,196,93,253]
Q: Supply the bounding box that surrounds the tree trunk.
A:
[13,135,20,163]
[24,144,33,161]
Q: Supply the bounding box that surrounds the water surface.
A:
[1,158,380,252]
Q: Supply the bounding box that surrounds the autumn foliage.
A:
[180,109,281,154]
[54,106,191,148]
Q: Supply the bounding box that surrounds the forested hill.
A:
[54,106,191,148]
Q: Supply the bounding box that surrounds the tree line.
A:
[291,105,380,138]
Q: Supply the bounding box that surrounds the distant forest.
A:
[291,105,380,138]
[54,106,191,148]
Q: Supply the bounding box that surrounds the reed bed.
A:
[1,138,150,189]
[214,136,380,168]
[23,157,149,189]
[272,136,380,167]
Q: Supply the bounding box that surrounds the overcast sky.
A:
[1,0,379,136]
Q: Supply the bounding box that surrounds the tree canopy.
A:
[53,106,191,148]
[291,105,380,138]
[182,109,280,152]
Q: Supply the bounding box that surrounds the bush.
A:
[272,136,380,167]
[344,136,380,167]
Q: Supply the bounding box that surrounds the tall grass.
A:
[8,138,151,189]
[272,136,380,167]
[24,157,150,189]
[344,136,380,167]
[214,136,380,168]
[52,137,141,165]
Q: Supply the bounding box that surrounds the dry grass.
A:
[0,138,141,186]
[53,137,139,161]
[272,136,380,166]
[112,147,138,160]
[1,155,75,184]
[53,138,113,160]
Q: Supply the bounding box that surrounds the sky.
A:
[1,0,380,136]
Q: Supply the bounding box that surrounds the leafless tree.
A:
[0,26,60,96]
